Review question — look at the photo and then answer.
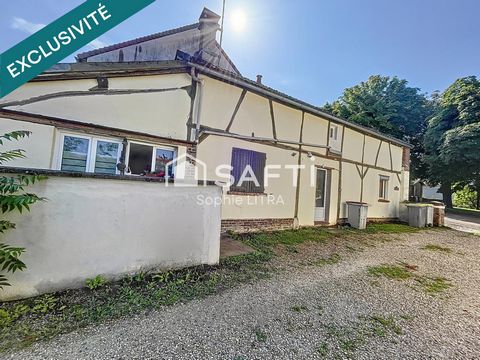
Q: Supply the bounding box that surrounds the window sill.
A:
[227,191,267,196]
[378,199,390,203]
[328,149,342,157]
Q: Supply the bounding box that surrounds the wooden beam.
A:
[225,89,247,132]
[294,111,305,222]
[268,99,278,141]
[374,140,383,166]
[388,142,394,171]
[0,87,188,109]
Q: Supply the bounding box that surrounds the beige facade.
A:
[0,62,410,231]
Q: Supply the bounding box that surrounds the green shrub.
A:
[453,185,478,209]
[0,131,45,288]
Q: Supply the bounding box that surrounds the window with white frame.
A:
[127,142,176,178]
[329,124,338,141]
[59,134,121,174]
[379,175,390,200]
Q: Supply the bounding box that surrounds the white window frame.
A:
[329,124,338,141]
[125,140,177,178]
[55,132,122,174]
[379,175,390,200]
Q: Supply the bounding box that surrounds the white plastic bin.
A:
[406,204,433,227]
[347,202,369,229]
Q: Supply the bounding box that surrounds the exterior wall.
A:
[197,76,407,230]
[1,71,409,234]
[0,118,55,169]
[0,175,221,301]
[1,74,193,141]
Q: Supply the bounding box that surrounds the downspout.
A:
[190,67,204,142]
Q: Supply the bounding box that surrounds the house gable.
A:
[76,8,240,75]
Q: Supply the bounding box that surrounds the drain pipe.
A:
[190,67,204,142]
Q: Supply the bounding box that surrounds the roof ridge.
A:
[76,23,199,60]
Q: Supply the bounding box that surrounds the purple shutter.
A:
[230,148,266,193]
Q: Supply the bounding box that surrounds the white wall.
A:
[0,175,222,301]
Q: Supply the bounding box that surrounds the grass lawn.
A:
[0,223,424,353]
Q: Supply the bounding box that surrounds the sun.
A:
[231,9,247,32]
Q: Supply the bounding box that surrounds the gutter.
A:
[189,63,413,149]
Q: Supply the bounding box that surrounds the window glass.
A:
[154,149,175,178]
[330,125,338,140]
[379,176,389,199]
[95,141,119,174]
[61,136,89,172]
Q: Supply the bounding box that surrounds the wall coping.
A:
[0,167,218,187]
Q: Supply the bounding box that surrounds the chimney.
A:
[256,75,263,84]
[198,8,221,57]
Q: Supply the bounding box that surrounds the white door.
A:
[314,168,327,222]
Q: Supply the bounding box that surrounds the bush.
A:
[453,185,478,209]
[0,131,45,288]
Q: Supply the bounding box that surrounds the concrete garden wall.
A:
[0,173,222,301]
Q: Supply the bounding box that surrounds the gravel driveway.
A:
[7,229,480,359]
[445,211,480,234]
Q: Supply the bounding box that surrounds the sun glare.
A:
[231,9,247,32]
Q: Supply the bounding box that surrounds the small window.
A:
[60,134,121,174]
[127,143,176,178]
[379,176,390,200]
[230,148,266,193]
[329,124,338,141]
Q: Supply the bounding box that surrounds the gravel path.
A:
[6,229,480,359]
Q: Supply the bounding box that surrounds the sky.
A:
[1,0,479,105]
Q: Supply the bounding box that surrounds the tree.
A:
[0,131,45,288]
[324,75,433,178]
[423,76,480,208]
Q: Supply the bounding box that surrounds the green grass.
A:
[415,277,452,294]
[368,263,452,295]
[360,223,421,234]
[312,253,342,266]
[236,227,334,253]
[320,313,406,358]
[254,327,267,342]
[368,264,413,280]
[369,315,403,336]
[0,223,421,353]
[422,244,452,253]
[291,305,309,313]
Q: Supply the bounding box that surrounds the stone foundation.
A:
[221,218,294,233]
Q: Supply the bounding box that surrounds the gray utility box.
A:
[407,204,434,227]
[347,202,369,229]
